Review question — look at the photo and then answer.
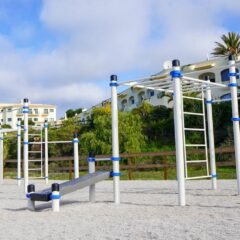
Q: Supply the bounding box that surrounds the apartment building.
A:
[80,56,240,121]
[0,101,57,129]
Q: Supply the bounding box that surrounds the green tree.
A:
[212,32,240,57]
[66,108,83,118]
[80,106,145,154]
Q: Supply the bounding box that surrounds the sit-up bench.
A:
[26,171,110,212]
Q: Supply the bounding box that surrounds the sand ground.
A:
[0,180,240,240]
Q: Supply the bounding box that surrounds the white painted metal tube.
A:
[95,158,111,161]
[182,76,227,88]
[88,152,96,202]
[0,128,3,184]
[206,82,217,190]
[44,120,48,184]
[29,140,72,144]
[73,134,79,179]
[23,99,29,193]
[17,120,21,186]
[229,56,240,195]
[172,60,186,206]
[51,183,60,212]
[110,75,120,204]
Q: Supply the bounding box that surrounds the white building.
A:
[0,101,57,129]
[80,56,240,121]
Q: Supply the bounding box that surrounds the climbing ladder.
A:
[28,126,43,179]
[182,91,211,180]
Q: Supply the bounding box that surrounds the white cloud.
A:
[0,0,239,117]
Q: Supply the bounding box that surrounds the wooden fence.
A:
[3,146,236,180]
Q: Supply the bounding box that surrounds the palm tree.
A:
[212,32,240,57]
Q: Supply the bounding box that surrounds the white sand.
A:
[0,180,240,240]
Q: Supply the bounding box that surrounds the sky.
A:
[0,0,240,118]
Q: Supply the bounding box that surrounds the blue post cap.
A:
[89,150,95,158]
[110,75,117,81]
[23,98,29,103]
[73,133,78,138]
[27,184,35,193]
[52,183,60,192]
[172,59,180,67]
[228,55,235,61]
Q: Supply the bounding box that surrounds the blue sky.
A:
[0,0,240,118]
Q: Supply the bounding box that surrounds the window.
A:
[50,109,54,112]
[7,108,11,111]
[129,96,135,105]
[29,109,33,114]
[34,109,39,114]
[121,99,127,111]
[44,109,48,114]
[221,68,239,82]
[1,119,3,122]
[33,118,38,122]
[147,90,155,98]
[199,72,215,83]
[50,118,54,122]
[157,92,164,99]
[7,118,12,122]
[17,118,21,121]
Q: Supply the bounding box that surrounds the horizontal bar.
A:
[186,160,208,163]
[29,160,42,162]
[29,142,42,145]
[182,76,227,88]
[95,158,111,162]
[185,175,211,180]
[184,128,205,131]
[183,112,204,116]
[29,168,42,171]
[29,134,41,136]
[28,177,45,179]
[182,96,202,101]
[28,141,72,144]
[185,144,206,147]
[29,151,42,153]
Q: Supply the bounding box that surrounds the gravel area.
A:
[0,180,240,240]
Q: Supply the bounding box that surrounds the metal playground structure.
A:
[111,55,240,206]
[1,55,240,211]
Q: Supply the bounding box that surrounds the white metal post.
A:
[44,120,48,184]
[110,75,120,204]
[172,59,186,206]
[229,55,240,194]
[17,120,21,186]
[0,126,3,184]
[23,98,29,193]
[73,134,79,179]
[51,183,60,212]
[88,151,96,202]
[205,79,217,190]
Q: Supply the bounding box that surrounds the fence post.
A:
[128,157,133,180]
